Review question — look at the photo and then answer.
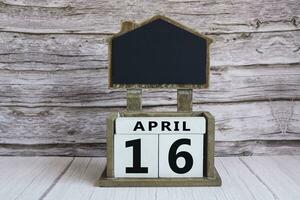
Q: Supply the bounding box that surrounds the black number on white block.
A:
[168,139,193,174]
[125,139,148,173]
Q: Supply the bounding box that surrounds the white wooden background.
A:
[0,0,299,156]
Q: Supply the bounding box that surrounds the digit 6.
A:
[168,138,193,174]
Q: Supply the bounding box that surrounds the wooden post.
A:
[127,89,142,111]
[177,89,193,112]
[121,21,136,32]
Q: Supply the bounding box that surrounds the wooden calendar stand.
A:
[98,89,221,187]
[98,15,221,187]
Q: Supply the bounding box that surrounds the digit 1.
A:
[125,139,148,173]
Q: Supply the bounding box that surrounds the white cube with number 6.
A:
[114,134,158,178]
[159,134,204,177]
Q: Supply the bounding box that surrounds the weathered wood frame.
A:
[108,15,212,89]
[98,111,221,187]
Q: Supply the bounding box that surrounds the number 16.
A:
[126,138,194,174]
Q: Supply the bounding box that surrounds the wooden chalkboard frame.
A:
[98,111,221,187]
[108,15,213,89]
[100,15,221,187]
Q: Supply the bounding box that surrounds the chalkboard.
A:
[109,16,211,88]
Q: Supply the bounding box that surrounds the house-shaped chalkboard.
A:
[99,15,221,187]
[109,15,212,88]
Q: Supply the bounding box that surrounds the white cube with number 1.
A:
[114,134,158,178]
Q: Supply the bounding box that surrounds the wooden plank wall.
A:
[0,0,299,156]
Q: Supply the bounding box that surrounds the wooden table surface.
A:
[0,156,299,200]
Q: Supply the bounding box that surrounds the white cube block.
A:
[114,134,158,178]
[159,134,204,177]
[115,117,206,134]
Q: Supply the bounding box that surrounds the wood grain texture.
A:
[241,156,300,199]
[0,100,299,156]
[0,157,72,199]
[0,0,299,156]
[41,156,299,200]
[1,31,299,69]
[0,101,299,144]
[0,156,298,199]
[0,64,298,107]
[0,0,299,34]
[1,140,300,157]
[0,143,106,156]
[44,157,106,200]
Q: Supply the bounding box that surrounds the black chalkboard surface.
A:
[109,16,211,88]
